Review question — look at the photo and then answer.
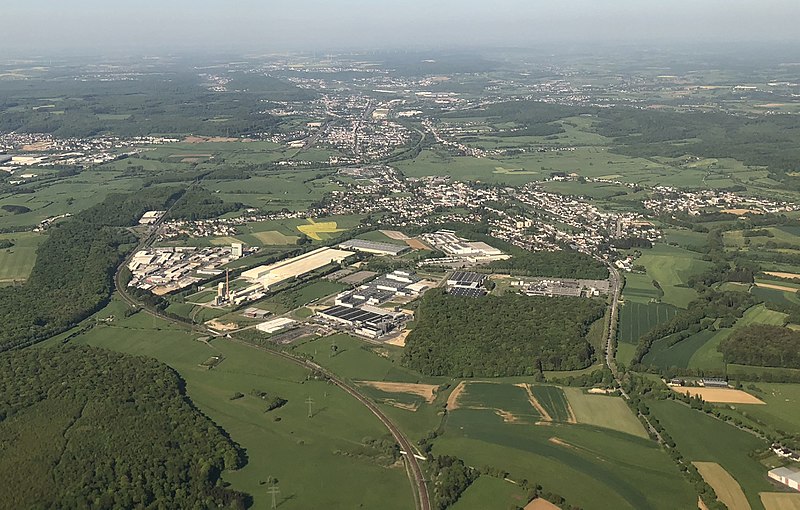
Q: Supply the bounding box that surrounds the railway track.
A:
[114,218,431,510]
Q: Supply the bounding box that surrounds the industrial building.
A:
[338,238,408,256]
[256,317,297,334]
[335,270,427,308]
[317,304,407,339]
[419,230,509,266]
[447,271,487,289]
[241,247,354,290]
[138,210,165,225]
[768,467,800,491]
[448,287,486,298]
[701,378,729,388]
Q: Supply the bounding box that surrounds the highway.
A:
[114,218,431,510]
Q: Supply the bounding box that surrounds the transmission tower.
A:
[306,396,314,418]
[267,485,280,509]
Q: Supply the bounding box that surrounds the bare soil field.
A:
[447,381,468,410]
[764,272,800,280]
[380,230,409,240]
[671,387,765,404]
[756,282,800,293]
[760,493,800,510]
[721,209,762,216]
[384,329,411,347]
[406,238,430,250]
[693,462,751,510]
[356,381,439,403]
[525,499,561,510]
[183,136,241,143]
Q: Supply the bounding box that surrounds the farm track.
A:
[114,213,430,510]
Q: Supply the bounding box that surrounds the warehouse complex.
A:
[335,270,427,308]
[446,271,488,297]
[318,304,408,339]
[241,247,354,290]
[419,230,509,267]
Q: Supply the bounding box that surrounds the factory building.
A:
[241,247,354,290]
[338,238,408,256]
[335,270,427,308]
[768,467,800,491]
[256,317,297,334]
[447,271,487,289]
[317,304,407,339]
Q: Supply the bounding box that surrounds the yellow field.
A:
[671,387,765,404]
[756,282,800,293]
[296,219,343,241]
[760,493,800,510]
[764,271,800,280]
[693,462,750,510]
[251,230,298,245]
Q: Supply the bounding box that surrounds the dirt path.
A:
[515,383,553,422]
[447,381,468,410]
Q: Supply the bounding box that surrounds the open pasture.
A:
[725,383,800,437]
[0,231,44,284]
[693,462,751,510]
[449,475,528,510]
[634,244,712,308]
[250,230,298,245]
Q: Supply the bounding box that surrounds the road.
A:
[114,219,431,510]
[601,261,663,442]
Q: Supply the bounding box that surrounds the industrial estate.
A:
[3,25,800,510]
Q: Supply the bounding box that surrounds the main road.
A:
[114,219,431,510]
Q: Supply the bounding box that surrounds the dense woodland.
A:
[403,290,605,376]
[0,346,248,509]
[0,187,183,351]
[719,325,800,368]
[487,249,609,280]
[165,187,241,221]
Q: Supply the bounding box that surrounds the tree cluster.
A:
[719,325,800,368]
[403,290,605,376]
[0,345,249,509]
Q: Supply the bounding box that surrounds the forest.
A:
[487,249,609,280]
[0,187,183,351]
[719,324,800,368]
[403,290,605,377]
[0,345,248,509]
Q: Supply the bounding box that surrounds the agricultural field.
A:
[434,408,695,510]
[649,400,771,510]
[631,244,713,308]
[760,493,800,510]
[0,231,44,284]
[642,303,789,371]
[58,299,414,510]
[454,382,543,424]
[562,388,648,438]
[693,461,751,510]
[449,476,528,510]
[528,385,575,423]
[618,301,680,345]
[724,383,800,437]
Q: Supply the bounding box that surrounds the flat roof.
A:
[241,247,353,287]
[449,271,486,284]
[448,287,487,298]
[770,467,800,483]
[339,239,408,255]
[319,305,392,324]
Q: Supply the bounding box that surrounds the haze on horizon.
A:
[3,0,800,57]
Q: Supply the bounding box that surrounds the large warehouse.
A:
[318,304,407,338]
[768,467,800,491]
[241,247,354,289]
[338,239,408,256]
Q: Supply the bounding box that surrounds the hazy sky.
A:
[3,0,799,56]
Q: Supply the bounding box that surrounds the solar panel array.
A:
[449,271,486,286]
[320,305,391,325]
[448,287,487,298]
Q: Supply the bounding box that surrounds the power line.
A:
[306,396,314,418]
[267,485,280,509]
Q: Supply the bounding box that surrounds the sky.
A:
[2,0,799,56]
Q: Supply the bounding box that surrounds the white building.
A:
[256,317,296,334]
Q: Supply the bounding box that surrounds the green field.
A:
[618,302,680,345]
[529,385,573,423]
[563,388,648,438]
[458,382,542,424]
[434,409,695,510]
[254,280,346,314]
[725,383,800,436]
[60,299,414,510]
[649,400,771,510]
[0,231,44,284]
[449,475,528,510]
[631,244,712,308]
